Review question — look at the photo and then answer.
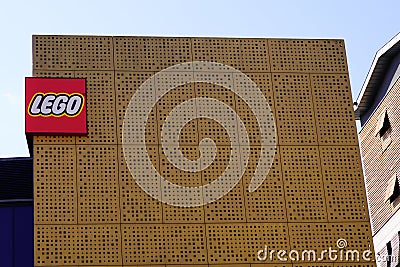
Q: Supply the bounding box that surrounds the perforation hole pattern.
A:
[311,74,358,145]
[33,35,113,70]
[35,225,121,265]
[77,145,120,223]
[32,36,372,267]
[34,145,76,224]
[113,37,192,71]
[269,39,347,73]
[289,223,373,262]
[273,73,318,145]
[320,146,369,222]
[119,145,162,223]
[75,71,117,144]
[280,146,327,222]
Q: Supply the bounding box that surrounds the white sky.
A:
[0,0,399,157]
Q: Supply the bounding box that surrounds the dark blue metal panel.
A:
[14,206,33,267]
[0,207,13,267]
[0,157,33,201]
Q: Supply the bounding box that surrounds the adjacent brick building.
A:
[356,32,400,266]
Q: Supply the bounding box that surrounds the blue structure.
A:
[0,157,33,267]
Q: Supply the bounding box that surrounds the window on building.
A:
[385,173,400,203]
[397,232,400,265]
[387,241,392,267]
[375,109,392,151]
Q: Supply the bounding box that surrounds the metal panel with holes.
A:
[74,71,117,144]
[273,73,318,145]
[32,35,374,267]
[34,145,76,224]
[268,39,348,73]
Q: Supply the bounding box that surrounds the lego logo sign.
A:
[25,78,87,134]
[29,93,84,117]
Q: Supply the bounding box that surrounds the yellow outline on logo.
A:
[28,92,85,118]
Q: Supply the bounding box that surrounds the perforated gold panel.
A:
[268,39,347,73]
[113,37,192,71]
[75,71,117,144]
[192,38,242,70]
[33,36,374,267]
[202,145,246,223]
[280,146,327,222]
[118,144,162,223]
[289,222,373,261]
[123,224,208,265]
[244,146,286,222]
[320,146,369,222]
[159,145,205,223]
[311,74,358,145]
[34,145,76,224]
[207,223,289,264]
[156,83,198,146]
[35,225,121,265]
[76,145,120,223]
[195,82,235,146]
[115,71,157,144]
[33,35,113,70]
[272,73,318,145]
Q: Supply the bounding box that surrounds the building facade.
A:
[31,35,374,267]
[356,33,400,266]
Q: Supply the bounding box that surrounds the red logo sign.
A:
[25,78,87,134]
